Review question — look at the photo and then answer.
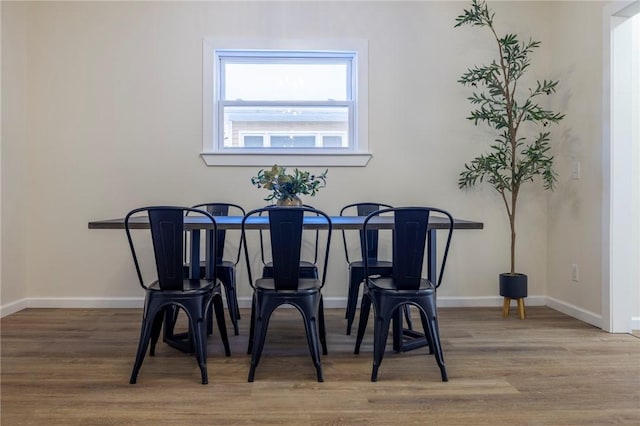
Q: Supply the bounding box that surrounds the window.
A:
[202,39,370,167]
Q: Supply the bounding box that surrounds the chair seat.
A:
[255,277,322,293]
[218,260,235,269]
[264,260,317,270]
[367,277,435,293]
[262,261,318,279]
[148,279,217,293]
[350,260,393,270]
[194,259,236,269]
[186,260,236,273]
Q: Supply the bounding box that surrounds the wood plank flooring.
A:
[2,307,639,425]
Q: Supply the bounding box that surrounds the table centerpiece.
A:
[251,164,328,206]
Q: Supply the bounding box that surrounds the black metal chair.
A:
[242,206,332,382]
[186,203,245,335]
[260,204,319,279]
[125,206,230,385]
[354,207,454,382]
[340,202,395,335]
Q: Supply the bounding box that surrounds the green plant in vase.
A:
[455,0,565,317]
[251,164,328,205]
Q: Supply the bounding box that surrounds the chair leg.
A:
[354,293,371,355]
[149,309,165,356]
[163,305,179,342]
[220,268,240,335]
[130,302,157,384]
[231,266,241,320]
[247,298,274,382]
[235,294,241,320]
[207,302,214,336]
[293,292,325,382]
[392,306,402,352]
[418,308,435,355]
[345,267,364,335]
[184,306,208,385]
[318,296,328,356]
[403,304,414,331]
[371,308,392,382]
[212,294,231,356]
[301,310,324,383]
[247,294,257,355]
[423,306,447,382]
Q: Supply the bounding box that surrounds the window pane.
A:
[224,63,348,101]
[223,106,348,149]
[322,135,343,148]
[271,135,315,148]
[244,135,264,148]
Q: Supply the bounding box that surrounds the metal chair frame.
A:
[125,206,230,384]
[242,206,332,382]
[353,207,454,382]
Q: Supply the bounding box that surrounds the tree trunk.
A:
[510,216,516,275]
[510,190,517,275]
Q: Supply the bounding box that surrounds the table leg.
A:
[190,230,201,279]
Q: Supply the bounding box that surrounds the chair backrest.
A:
[125,206,218,291]
[340,202,393,264]
[191,203,245,264]
[243,206,332,291]
[258,204,319,266]
[363,207,454,290]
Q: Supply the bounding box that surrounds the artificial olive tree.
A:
[456,0,565,275]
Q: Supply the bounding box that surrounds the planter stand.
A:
[499,273,527,320]
[502,297,526,320]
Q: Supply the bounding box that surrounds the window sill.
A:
[200,152,372,167]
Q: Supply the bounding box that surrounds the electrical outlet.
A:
[571,264,580,282]
[571,159,581,180]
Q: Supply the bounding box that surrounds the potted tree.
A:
[455,0,565,318]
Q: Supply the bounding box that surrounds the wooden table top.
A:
[88,215,484,231]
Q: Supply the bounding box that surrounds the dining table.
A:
[88,213,483,352]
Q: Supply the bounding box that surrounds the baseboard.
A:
[0,295,618,333]
[545,296,603,329]
[436,295,546,308]
[0,298,145,317]
[1,294,623,333]
[2,295,547,316]
[26,297,145,309]
[0,298,29,318]
[241,296,548,309]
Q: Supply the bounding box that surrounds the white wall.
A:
[0,1,600,318]
[546,1,608,326]
[1,1,29,314]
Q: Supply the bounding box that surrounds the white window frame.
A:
[202,38,371,167]
[237,131,348,149]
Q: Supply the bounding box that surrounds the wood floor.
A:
[2,306,639,425]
